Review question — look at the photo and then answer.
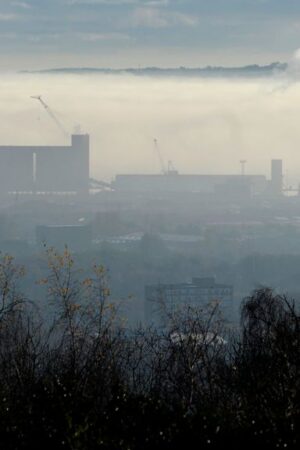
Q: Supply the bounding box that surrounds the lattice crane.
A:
[31,95,69,138]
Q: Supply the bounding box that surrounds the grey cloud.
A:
[78,31,131,41]
[11,1,32,8]
[130,7,198,28]
[0,13,17,20]
[67,0,169,5]
[1,0,300,69]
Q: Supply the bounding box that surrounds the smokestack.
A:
[270,159,283,196]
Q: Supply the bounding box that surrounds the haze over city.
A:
[0,61,300,184]
[0,1,299,449]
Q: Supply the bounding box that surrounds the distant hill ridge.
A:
[23,62,287,77]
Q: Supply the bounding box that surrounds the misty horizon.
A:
[1,55,300,185]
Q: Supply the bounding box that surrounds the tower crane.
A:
[31,95,69,138]
[153,138,167,174]
[153,138,178,175]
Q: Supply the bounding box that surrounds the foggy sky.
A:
[1,67,300,186]
[1,0,300,69]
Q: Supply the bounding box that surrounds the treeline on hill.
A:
[0,248,299,450]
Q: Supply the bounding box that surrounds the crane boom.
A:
[31,95,69,138]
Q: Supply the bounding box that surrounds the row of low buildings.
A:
[0,132,283,199]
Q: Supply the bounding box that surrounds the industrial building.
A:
[145,277,233,327]
[0,126,284,199]
[113,160,283,198]
[0,134,90,195]
[113,173,266,195]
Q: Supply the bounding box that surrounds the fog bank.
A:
[1,72,300,184]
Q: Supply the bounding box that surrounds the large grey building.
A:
[113,173,267,196]
[0,134,89,195]
[145,277,234,327]
[113,160,283,198]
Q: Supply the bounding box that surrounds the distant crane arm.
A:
[31,95,69,138]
